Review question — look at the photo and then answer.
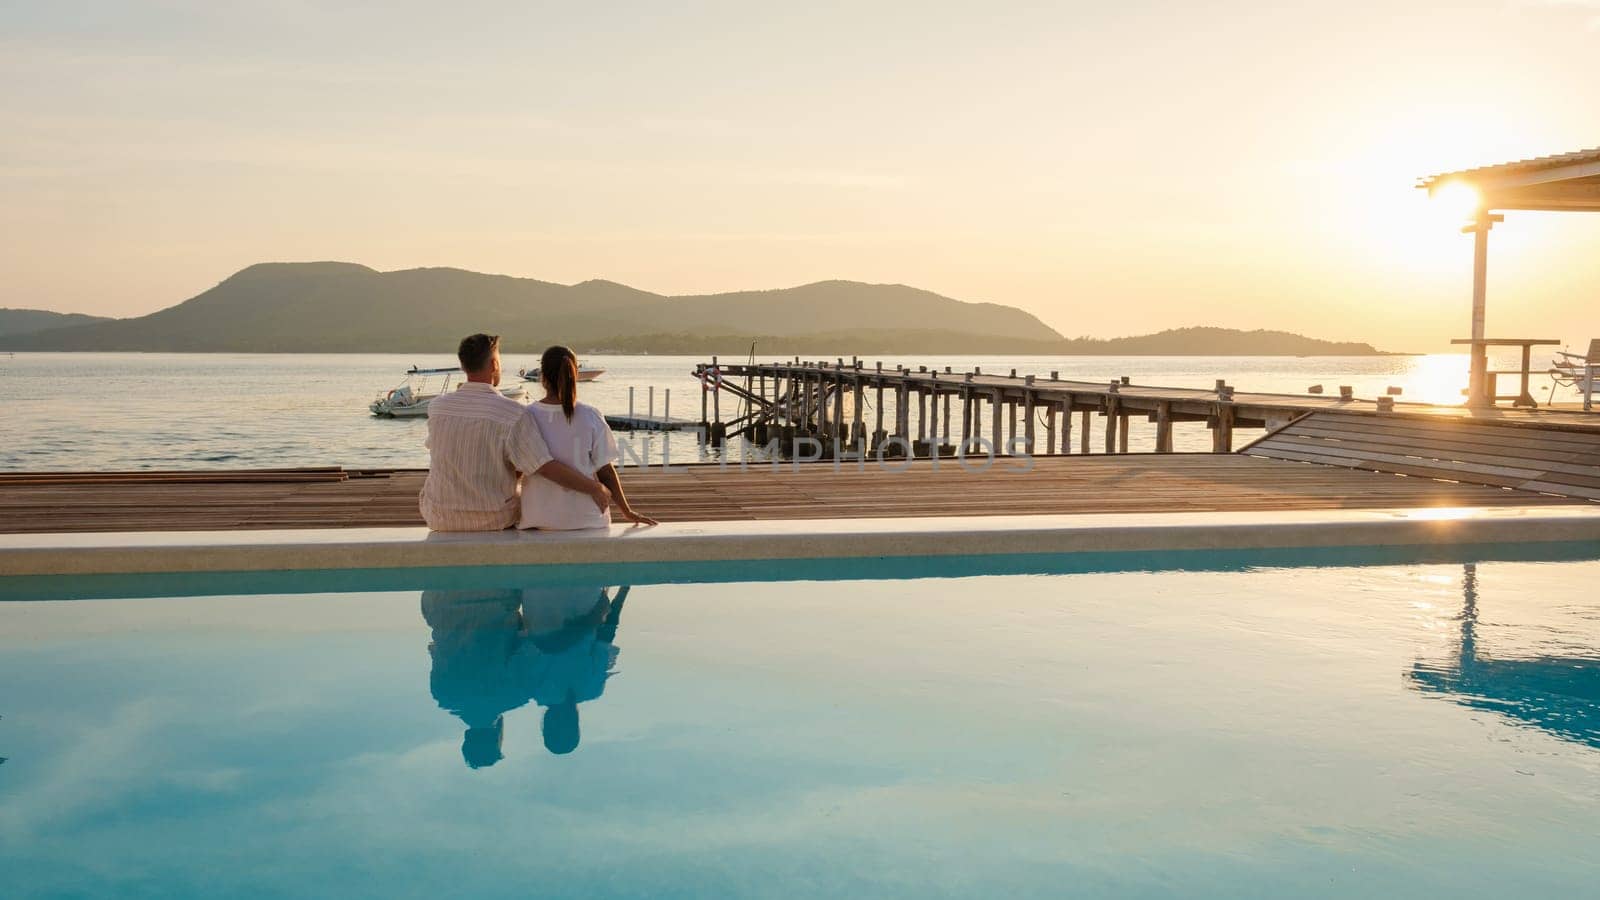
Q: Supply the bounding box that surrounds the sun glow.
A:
[1428,181,1483,224]
[1305,122,1515,276]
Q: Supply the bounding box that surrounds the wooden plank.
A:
[1248,409,1600,500]
[1254,432,1600,479]
[1283,424,1600,466]
[1286,417,1600,454]
[1252,437,1547,481]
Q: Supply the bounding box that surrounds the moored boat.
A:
[518,364,605,383]
[369,366,528,418]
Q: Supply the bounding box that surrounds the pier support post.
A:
[708,360,723,447]
[1103,398,1118,454]
[699,368,709,444]
[1155,401,1173,453]
[1117,414,1129,454]
[1024,391,1036,454]
[918,387,928,447]
[797,367,807,433]
[960,389,972,447]
[1043,399,1054,455]
[853,376,865,451]
[838,366,851,438]
[1080,409,1091,455]
[874,379,885,449]
[1464,211,1502,408]
[991,391,1003,454]
[934,390,947,451]
[896,383,910,451]
[1211,403,1235,453]
[1061,399,1073,455]
[822,366,831,436]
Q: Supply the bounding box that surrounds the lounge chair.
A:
[1549,338,1600,411]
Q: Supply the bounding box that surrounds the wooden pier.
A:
[691,358,1600,456]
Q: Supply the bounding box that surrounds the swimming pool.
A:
[3,548,1598,898]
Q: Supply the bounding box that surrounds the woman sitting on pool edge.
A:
[519,345,657,530]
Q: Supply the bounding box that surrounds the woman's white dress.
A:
[518,400,620,530]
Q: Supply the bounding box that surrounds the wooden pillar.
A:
[991,391,1003,452]
[812,366,823,435]
[1467,212,1495,408]
[1023,390,1036,454]
[711,357,722,435]
[874,377,885,447]
[1061,399,1073,454]
[896,383,909,440]
[1079,409,1091,454]
[1008,399,1018,448]
[1043,399,1055,455]
[1103,397,1118,454]
[917,387,928,443]
[1155,400,1173,453]
[799,367,810,431]
[838,366,851,438]
[961,389,973,445]
[853,376,865,449]
[699,366,710,443]
[1117,413,1129,454]
[813,365,822,432]
[1212,402,1235,452]
[941,392,952,446]
[812,365,823,433]
[822,366,834,437]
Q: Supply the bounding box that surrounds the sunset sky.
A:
[3,1,1598,350]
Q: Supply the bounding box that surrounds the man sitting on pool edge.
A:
[420,333,611,531]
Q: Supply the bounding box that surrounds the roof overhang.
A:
[1418,146,1600,212]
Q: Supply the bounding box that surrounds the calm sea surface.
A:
[0,351,1571,471]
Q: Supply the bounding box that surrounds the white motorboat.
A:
[518,364,605,383]
[369,366,529,418]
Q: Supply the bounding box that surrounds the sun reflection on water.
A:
[1398,353,1470,406]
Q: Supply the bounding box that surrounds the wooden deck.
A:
[1244,410,1600,500]
[0,454,1583,534]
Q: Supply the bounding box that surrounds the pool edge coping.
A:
[4,506,1600,577]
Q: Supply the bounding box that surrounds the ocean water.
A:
[2,552,1598,898]
[0,350,1579,471]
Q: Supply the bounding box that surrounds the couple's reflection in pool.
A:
[421,585,627,768]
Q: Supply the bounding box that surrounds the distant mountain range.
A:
[0,262,1394,355]
[0,308,111,337]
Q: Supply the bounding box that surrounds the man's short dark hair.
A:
[457,333,499,373]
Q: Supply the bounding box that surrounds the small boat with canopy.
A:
[369,366,529,418]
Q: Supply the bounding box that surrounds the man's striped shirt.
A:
[421,382,553,531]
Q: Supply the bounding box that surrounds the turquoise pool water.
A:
[3,552,1599,898]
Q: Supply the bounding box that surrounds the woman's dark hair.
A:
[541,345,579,420]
